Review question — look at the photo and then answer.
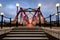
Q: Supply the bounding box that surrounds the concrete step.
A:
[9,32,45,34]
[6,34,47,37]
[11,30,44,32]
[12,28,42,30]
[2,27,49,40]
[3,37,48,40]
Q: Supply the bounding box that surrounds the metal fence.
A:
[0,14,25,29]
[0,15,12,28]
[44,12,60,28]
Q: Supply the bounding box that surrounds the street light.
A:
[38,3,41,27]
[0,12,4,29]
[0,12,4,15]
[38,3,41,7]
[16,3,19,7]
[56,3,60,7]
[55,13,58,16]
[56,3,60,27]
[0,3,2,8]
[16,3,19,27]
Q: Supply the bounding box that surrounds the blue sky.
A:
[0,0,60,21]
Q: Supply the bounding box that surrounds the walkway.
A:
[0,27,59,40]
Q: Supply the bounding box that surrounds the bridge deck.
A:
[0,27,59,40]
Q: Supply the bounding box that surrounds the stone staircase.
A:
[2,27,49,40]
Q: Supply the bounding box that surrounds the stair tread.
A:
[3,37,48,39]
[9,32,45,33]
[6,34,47,36]
[11,29,43,31]
[11,30,43,31]
[2,28,49,40]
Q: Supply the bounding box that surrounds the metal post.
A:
[56,15,58,26]
[1,15,3,29]
[10,18,11,27]
[38,13,41,27]
[4,20,5,27]
[57,7,59,27]
[16,6,18,27]
[50,15,52,28]
[38,7,41,27]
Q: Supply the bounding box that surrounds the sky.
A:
[0,0,60,21]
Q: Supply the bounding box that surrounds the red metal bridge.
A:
[13,7,45,27]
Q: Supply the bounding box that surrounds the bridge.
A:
[13,7,45,27]
[0,4,60,40]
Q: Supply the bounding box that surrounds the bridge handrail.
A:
[41,27,60,39]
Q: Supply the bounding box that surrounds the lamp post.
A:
[55,13,58,26]
[38,3,41,27]
[16,3,19,27]
[4,20,5,27]
[50,14,52,29]
[0,12,4,29]
[56,3,60,27]
[10,18,11,27]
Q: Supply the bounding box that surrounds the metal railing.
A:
[44,12,60,28]
[0,15,12,29]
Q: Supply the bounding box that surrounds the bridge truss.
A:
[13,7,45,26]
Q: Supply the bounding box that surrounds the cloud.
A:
[0,0,60,21]
[41,3,56,18]
[3,4,17,18]
[5,4,16,9]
